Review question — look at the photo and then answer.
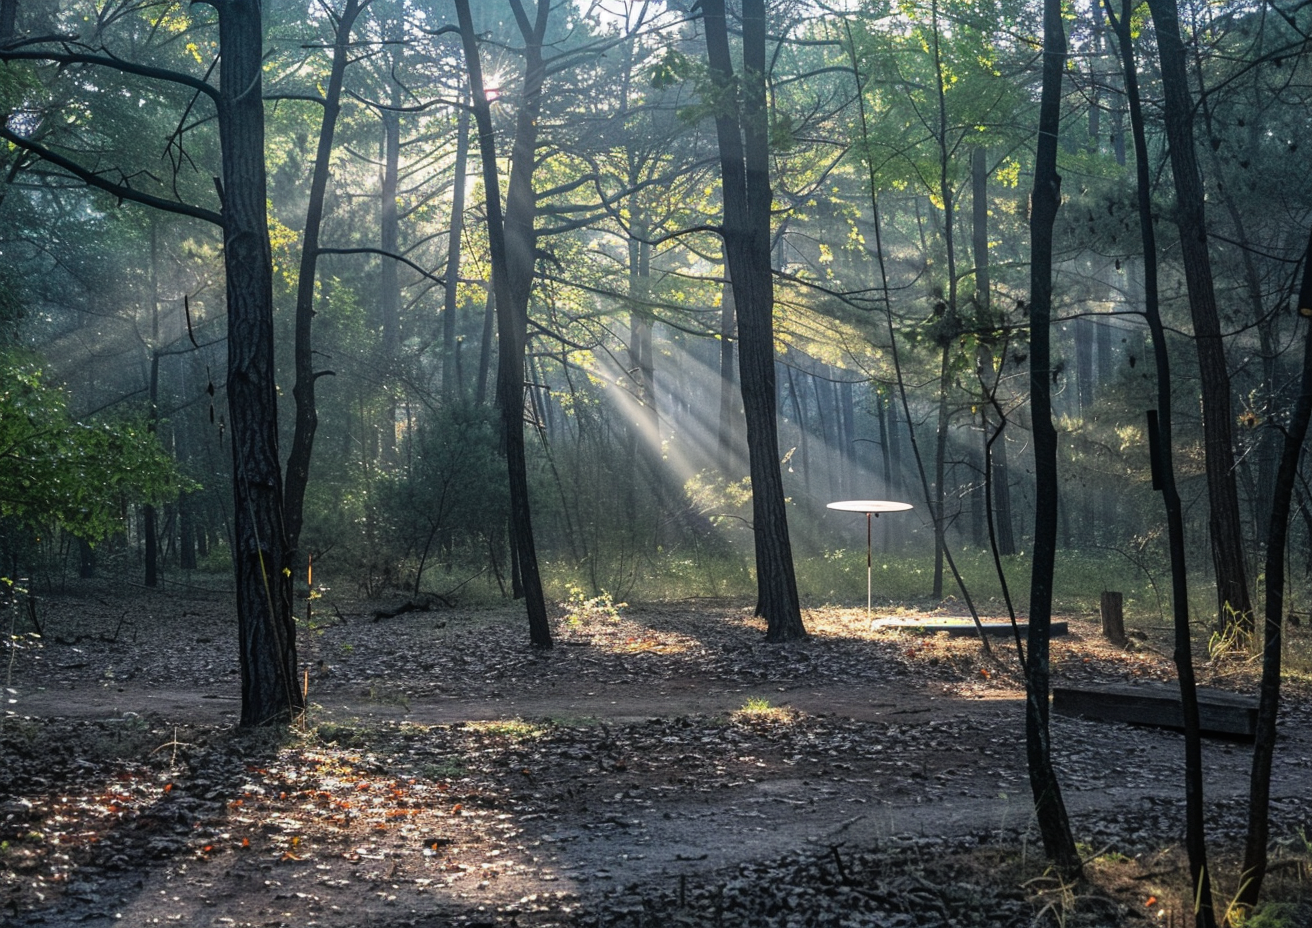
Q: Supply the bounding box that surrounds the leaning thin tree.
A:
[1145,0,1253,634]
[701,0,805,641]
[1024,0,1081,878]
[453,0,552,648]
[1238,227,1312,911]
[1105,1,1216,920]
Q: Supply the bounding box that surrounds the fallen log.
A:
[1052,681,1258,740]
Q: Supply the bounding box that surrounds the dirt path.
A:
[3,588,1311,927]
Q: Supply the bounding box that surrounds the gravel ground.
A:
[2,580,1310,926]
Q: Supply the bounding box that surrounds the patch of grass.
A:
[545,714,603,728]
[569,550,753,602]
[314,722,365,748]
[794,544,1208,623]
[418,759,468,781]
[465,718,549,741]
[733,696,795,723]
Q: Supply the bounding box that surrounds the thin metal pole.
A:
[866,512,873,619]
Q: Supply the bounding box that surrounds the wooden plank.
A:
[1052,682,1258,740]
[870,618,1068,638]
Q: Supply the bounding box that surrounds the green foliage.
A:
[308,402,509,596]
[0,270,23,346]
[561,584,624,627]
[0,350,187,541]
[648,48,692,91]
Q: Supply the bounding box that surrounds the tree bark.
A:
[455,0,551,647]
[78,536,95,578]
[975,145,1016,555]
[378,14,402,365]
[929,0,956,602]
[716,260,741,472]
[207,0,301,727]
[1025,0,1082,878]
[702,0,805,641]
[442,100,470,399]
[144,350,159,588]
[1145,0,1252,633]
[475,284,495,406]
[1237,226,1312,909]
[786,366,811,496]
[285,0,362,561]
[377,85,401,465]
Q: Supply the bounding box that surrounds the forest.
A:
[2,0,1312,926]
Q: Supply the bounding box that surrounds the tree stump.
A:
[1101,591,1126,645]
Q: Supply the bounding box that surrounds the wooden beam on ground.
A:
[869,618,1068,637]
[1052,682,1258,740]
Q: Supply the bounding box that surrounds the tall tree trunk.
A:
[716,262,741,472]
[78,537,95,579]
[1108,3,1215,920]
[456,0,551,647]
[144,350,159,587]
[990,420,1016,556]
[627,211,657,479]
[703,0,805,641]
[786,366,811,496]
[379,33,401,364]
[620,37,658,491]
[285,0,362,560]
[971,147,990,313]
[932,342,950,598]
[973,146,1016,556]
[1193,64,1277,556]
[442,100,470,400]
[475,284,495,406]
[1076,316,1095,414]
[839,379,855,499]
[928,0,957,602]
[178,488,196,570]
[1025,0,1081,878]
[377,114,400,463]
[144,223,160,588]
[1087,0,1106,154]
[1237,227,1312,910]
[876,385,893,493]
[207,0,301,727]
[1145,0,1252,633]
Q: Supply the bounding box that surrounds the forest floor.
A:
[2,580,1311,928]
